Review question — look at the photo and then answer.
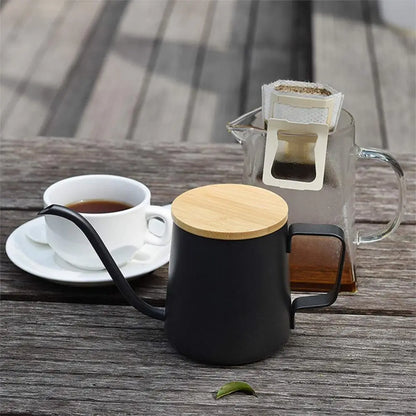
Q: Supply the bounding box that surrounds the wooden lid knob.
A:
[171,184,288,240]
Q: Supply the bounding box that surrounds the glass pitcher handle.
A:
[356,147,406,245]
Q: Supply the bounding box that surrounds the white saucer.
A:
[5,215,171,287]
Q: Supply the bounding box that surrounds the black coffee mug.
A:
[39,184,345,365]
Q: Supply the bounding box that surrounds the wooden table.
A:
[2,1,415,154]
[1,137,415,415]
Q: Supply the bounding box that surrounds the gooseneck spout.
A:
[39,204,166,321]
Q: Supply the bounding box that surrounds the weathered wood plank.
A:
[0,0,67,127]
[291,0,313,82]
[129,0,211,142]
[312,0,383,148]
[0,140,245,210]
[1,209,414,314]
[186,0,251,143]
[355,154,415,224]
[0,209,169,307]
[327,222,415,315]
[1,301,415,415]
[1,138,414,223]
[0,138,413,311]
[0,0,34,50]
[1,0,103,138]
[245,0,294,111]
[76,0,169,141]
[41,0,129,138]
[368,1,416,154]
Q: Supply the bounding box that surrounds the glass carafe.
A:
[227,107,405,292]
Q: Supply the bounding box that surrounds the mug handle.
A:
[355,147,406,245]
[144,205,173,246]
[288,224,346,329]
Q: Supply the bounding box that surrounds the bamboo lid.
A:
[171,184,288,240]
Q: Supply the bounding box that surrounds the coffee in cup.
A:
[42,174,172,270]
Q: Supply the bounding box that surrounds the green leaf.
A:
[215,381,256,399]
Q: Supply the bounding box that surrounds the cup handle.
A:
[39,204,166,321]
[356,147,406,245]
[288,224,346,329]
[144,205,173,246]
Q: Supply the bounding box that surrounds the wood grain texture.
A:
[2,210,414,314]
[76,0,169,141]
[1,138,414,223]
[0,139,244,210]
[355,155,415,225]
[171,184,288,239]
[41,0,130,138]
[130,0,211,142]
[0,209,168,307]
[1,301,415,416]
[1,137,415,415]
[0,0,34,50]
[1,0,103,138]
[0,138,414,313]
[245,1,293,112]
[368,1,416,154]
[187,0,251,144]
[312,0,383,148]
[0,0,67,126]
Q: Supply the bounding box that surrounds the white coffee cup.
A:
[43,174,172,270]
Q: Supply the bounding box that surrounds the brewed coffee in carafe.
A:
[271,131,317,182]
[228,80,405,292]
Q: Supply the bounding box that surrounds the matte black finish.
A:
[39,205,345,365]
[165,224,291,365]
